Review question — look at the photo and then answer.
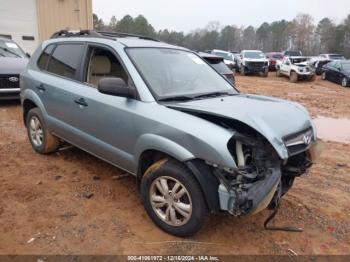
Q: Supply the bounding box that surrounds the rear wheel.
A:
[342,77,348,87]
[290,72,298,83]
[141,159,207,237]
[26,108,60,154]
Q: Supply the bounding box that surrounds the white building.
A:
[0,0,93,54]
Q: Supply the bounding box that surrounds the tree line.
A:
[93,13,350,57]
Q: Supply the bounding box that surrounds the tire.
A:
[276,69,281,77]
[309,75,316,81]
[322,71,327,80]
[289,72,298,83]
[141,159,207,237]
[262,69,268,77]
[26,108,60,154]
[341,77,349,87]
[240,66,245,76]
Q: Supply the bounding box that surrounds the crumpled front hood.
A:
[167,94,313,159]
[0,57,28,74]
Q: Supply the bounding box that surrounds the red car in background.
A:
[266,52,284,71]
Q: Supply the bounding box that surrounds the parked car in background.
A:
[277,56,315,82]
[0,37,29,100]
[199,52,235,85]
[319,53,346,60]
[236,50,269,76]
[308,56,331,75]
[210,49,236,70]
[283,50,303,57]
[266,52,284,71]
[322,60,350,87]
[21,30,320,237]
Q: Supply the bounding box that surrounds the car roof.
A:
[198,52,223,59]
[289,56,308,59]
[0,37,14,42]
[242,50,262,53]
[44,35,188,50]
[212,49,231,54]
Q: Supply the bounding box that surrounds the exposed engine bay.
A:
[214,132,313,216]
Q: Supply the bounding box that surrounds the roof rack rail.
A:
[50,29,160,42]
[97,31,160,42]
[50,30,116,41]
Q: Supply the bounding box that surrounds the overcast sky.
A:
[93,0,350,32]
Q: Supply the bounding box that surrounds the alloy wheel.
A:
[29,116,44,147]
[149,176,192,226]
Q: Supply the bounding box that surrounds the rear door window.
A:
[47,44,84,80]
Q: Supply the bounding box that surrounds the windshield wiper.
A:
[158,95,195,102]
[193,91,234,99]
[0,47,22,58]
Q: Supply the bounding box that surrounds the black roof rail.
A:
[98,31,160,42]
[50,30,116,41]
[50,29,160,42]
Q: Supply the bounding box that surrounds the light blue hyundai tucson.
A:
[20,30,321,237]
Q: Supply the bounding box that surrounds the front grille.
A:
[247,62,265,68]
[0,75,20,89]
[283,127,314,156]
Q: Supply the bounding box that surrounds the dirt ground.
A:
[0,73,349,256]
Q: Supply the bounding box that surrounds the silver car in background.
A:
[0,37,28,100]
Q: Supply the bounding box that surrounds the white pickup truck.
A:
[276,56,315,82]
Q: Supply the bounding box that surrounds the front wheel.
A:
[141,159,207,237]
[276,69,281,77]
[26,108,60,154]
[290,72,298,83]
[342,77,349,87]
[309,75,316,81]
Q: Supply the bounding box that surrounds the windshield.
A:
[329,55,345,60]
[0,40,26,58]
[285,51,302,56]
[243,51,265,59]
[127,48,236,99]
[213,52,233,61]
[272,54,283,59]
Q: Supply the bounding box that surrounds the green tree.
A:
[219,25,237,51]
[116,15,134,33]
[108,16,118,31]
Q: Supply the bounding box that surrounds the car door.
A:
[65,43,139,172]
[280,57,290,74]
[36,43,86,136]
[326,61,336,81]
[334,62,343,84]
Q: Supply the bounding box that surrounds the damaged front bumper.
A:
[218,168,281,216]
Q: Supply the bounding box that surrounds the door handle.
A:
[36,84,46,91]
[74,98,88,107]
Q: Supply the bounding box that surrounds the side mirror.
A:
[98,77,136,98]
[26,53,31,58]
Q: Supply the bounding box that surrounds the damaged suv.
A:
[21,30,320,237]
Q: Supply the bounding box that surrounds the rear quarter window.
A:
[37,45,55,70]
[47,44,84,80]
